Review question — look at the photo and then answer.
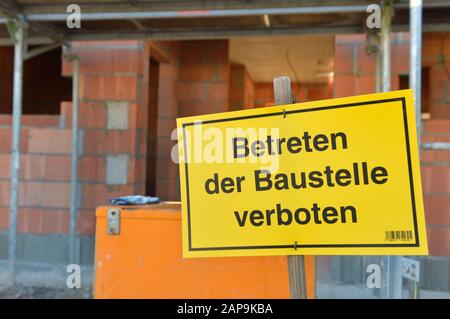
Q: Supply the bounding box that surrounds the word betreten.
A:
[232,131,347,158]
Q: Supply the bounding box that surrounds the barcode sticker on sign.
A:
[385,230,413,241]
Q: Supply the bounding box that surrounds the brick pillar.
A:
[177,40,230,117]
[62,41,146,227]
[229,63,254,110]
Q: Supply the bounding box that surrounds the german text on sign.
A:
[177,90,428,257]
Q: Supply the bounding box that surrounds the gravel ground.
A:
[0,285,92,299]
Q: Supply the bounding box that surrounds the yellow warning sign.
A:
[177,90,428,257]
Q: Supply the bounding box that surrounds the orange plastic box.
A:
[94,203,315,298]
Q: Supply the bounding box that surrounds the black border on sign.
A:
[181,97,420,251]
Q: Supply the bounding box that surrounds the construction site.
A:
[0,0,449,299]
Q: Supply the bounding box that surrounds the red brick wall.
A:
[422,120,450,255]
[0,41,147,237]
[423,33,450,119]
[334,33,409,97]
[417,33,450,252]
[334,33,450,256]
[0,116,75,235]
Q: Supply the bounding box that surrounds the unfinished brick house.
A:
[0,0,450,295]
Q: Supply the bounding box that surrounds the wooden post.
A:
[273,76,308,299]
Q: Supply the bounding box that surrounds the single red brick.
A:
[18,208,44,234]
[334,75,357,97]
[0,207,8,230]
[0,128,29,153]
[45,155,71,181]
[427,226,450,256]
[423,120,450,133]
[435,136,450,143]
[21,115,59,128]
[430,103,450,119]
[356,75,376,95]
[424,195,450,225]
[177,82,206,101]
[78,156,105,182]
[62,102,107,129]
[421,134,436,144]
[0,154,11,179]
[421,166,450,194]
[436,150,450,162]
[0,181,10,206]
[80,48,115,74]
[181,64,218,81]
[0,115,11,126]
[28,128,72,154]
[77,210,96,235]
[83,129,136,155]
[81,75,138,100]
[21,155,46,180]
[42,209,69,234]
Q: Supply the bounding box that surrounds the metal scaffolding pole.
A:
[66,53,80,265]
[381,0,403,299]
[410,0,423,143]
[8,19,26,286]
[375,36,382,93]
[381,2,392,93]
